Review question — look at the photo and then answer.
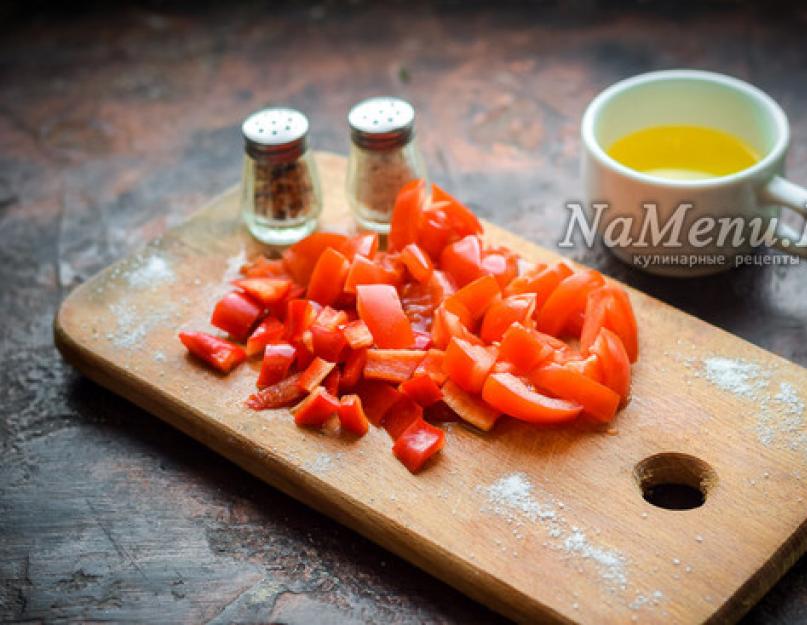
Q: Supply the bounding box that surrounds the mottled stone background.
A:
[1,1,806,623]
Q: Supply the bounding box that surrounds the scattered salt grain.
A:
[126,255,174,288]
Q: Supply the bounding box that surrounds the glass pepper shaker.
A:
[346,96,430,233]
[240,107,322,245]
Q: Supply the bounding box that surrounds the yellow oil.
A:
[607,125,760,181]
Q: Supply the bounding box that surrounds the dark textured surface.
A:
[1,2,806,623]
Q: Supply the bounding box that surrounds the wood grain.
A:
[55,151,807,625]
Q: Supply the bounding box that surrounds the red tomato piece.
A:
[604,285,639,363]
[413,348,448,385]
[297,357,337,393]
[341,320,374,350]
[282,232,349,284]
[338,394,369,436]
[400,243,434,283]
[443,337,498,394]
[240,255,287,278]
[285,299,320,341]
[431,184,482,237]
[363,349,427,383]
[179,331,246,374]
[293,386,341,427]
[339,232,379,261]
[310,324,348,362]
[580,287,611,353]
[399,374,444,407]
[383,396,424,440]
[441,380,501,431]
[590,327,631,404]
[481,372,582,424]
[307,247,350,306]
[439,235,486,287]
[246,372,305,410]
[392,418,446,473]
[536,269,605,337]
[417,207,457,260]
[505,262,574,312]
[323,367,341,396]
[344,254,387,293]
[412,331,432,350]
[340,348,367,390]
[210,291,264,342]
[245,316,285,357]
[446,274,501,321]
[292,338,315,370]
[562,353,601,381]
[316,306,349,330]
[529,363,620,423]
[497,323,553,373]
[256,343,296,389]
[481,252,518,289]
[389,179,428,251]
[480,293,537,343]
[354,380,403,425]
[233,277,291,306]
[430,304,481,350]
[356,284,415,349]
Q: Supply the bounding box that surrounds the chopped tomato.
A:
[443,337,498,394]
[283,232,348,284]
[536,269,604,337]
[307,247,350,306]
[297,357,336,393]
[430,304,481,350]
[316,306,349,330]
[505,261,573,310]
[392,417,445,473]
[245,316,285,357]
[417,207,456,259]
[497,323,553,373]
[481,372,582,424]
[440,235,485,287]
[293,386,341,427]
[340,347,367,390]
[580,287,611,353]
[234,277,292,306]
[240,255,287,278]
[356,284,414,349]
[323,367,341,396]
[529,363,619,423]
[441,380,500,431]
[285,299,320,341]
[339,232,379,260]
[338,394,369,436]
[364,349,426,383]
[446,274,501,321]
[604,285,638,363]
[210,291,263,341]
[481,251,518,289]
[246,372,305,410]
[354,380,403,425]
[412,331,432,350]
[179,331,246,373]
[344,254,388,294]
[257,343,296,388]
[310,324,348,362]
[413,348,448,385]
[400,243,434,283]
[389,179,428,251]
[342,319,374,350]
[590,327,631,404]
[383,395,423,440]
[561,354,601,381]
[399,374,443,407]
[431,184,482,237]
[480,293,537,343]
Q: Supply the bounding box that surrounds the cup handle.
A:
[760,176,807,257]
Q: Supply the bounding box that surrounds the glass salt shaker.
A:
[240,107,322,245]
[346,96,430,233]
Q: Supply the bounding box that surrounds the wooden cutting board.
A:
[55,151,807,625]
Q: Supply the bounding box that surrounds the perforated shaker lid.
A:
[242,107,309,160]
[348,96,416,150]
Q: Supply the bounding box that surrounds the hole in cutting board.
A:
[634,453,717,511]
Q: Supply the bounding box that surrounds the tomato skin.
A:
[580,287,610,353]
[356,284,415,349]
[480,293,537,343]
[399,374,444,407]
[536,269,604,337]
[179,331,246,373]
[497,323,553,373]
[210,291,264,341]
[441,380,500,431]
[392,417,445,473]
[400,243,434,283]
[257,343,296,388]
[338,394,369,436]
[440,235,486,287]
[482,372,582,424]
[293,386,341,427]
[363,349,427,383]
[443,337,498,394]
[307,247,350,306]
[529,363,619,423]
[604,286,638,363]
[591,327,631,404]
[245,317,285,357]
[389,179,428,251]
[233,277,292,306]
[431,184,482,237]
[283,232,349,284]
[247,372,305,410]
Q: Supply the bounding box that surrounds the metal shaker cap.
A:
[348,96,415,150]
[242,107,309,161]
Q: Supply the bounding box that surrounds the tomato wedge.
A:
[446,274,501,322]
[431,184,482,237]
[590,327,631,404]
[497,323,553,373]
[443,337,498,394]
[480,293,536,343]
[356,284,414,349]
[389,179,428,251]
[441,380,500,431]
[234,277,292,306]
[392,417,445,473]
[482,372,582,424]
[179,331,246,373]
[440,235,486,287]
[400,243,434,283]
[529,363,619,423]
[536,269,604,337]
[344,254,389,294]
[339,232,379,261]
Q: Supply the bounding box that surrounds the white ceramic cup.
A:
[581,69,807,277]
